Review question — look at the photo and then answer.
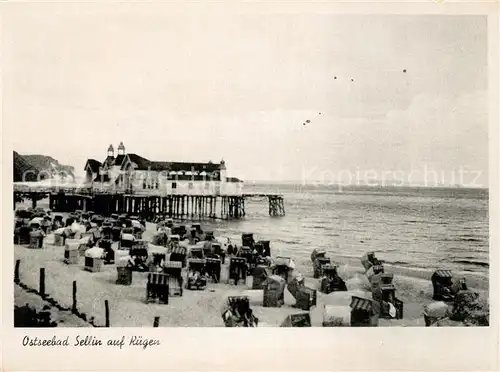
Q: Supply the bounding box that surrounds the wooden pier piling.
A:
[14,187,286,220]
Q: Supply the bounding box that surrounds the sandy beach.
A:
[13,219,489,327]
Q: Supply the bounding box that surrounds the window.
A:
[143,180,147,189]
[172,182,177,189]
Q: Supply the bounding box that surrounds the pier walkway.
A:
[13,185,285,220]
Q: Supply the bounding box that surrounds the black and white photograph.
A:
[5,3,495,336]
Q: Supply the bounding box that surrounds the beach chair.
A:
[350,296,380,327]
[206,257,222,283]
[210,242,226,264]
[241,233,255,248]
[228,257,247,285]
[162,261,183,296]
[203,230,214,240]
[431,270,456,301]
[263,275,286,308]
[310,249,327,263]
[313,256,331,278]
[14,226,32,245]
[28,231,44,249]
[271,256,294,283]
[165,218,174,229]
[84,248,104,273]
[287,276,317,311]
[255,240,271,258]
[251,265,269,290]
[280,313,311,327]
[238,246,257,272]
[133,226,144,240]
[222,296,258,327]
[119,233,135,250]
[361,252,384,271]
[64,243,79,264]
[172,225,187,240]
[101,226,112,240]
[111,226,122,242]
[116,267,133,285]
[149,244,167,266]
[129,240,149,270]
[186,258,207,290]
[320,264,348,294]
[192,223,203,235]
[189,247,204,259]
[375,274,404,319]
[170,245,187,268]
[146,272,169,304]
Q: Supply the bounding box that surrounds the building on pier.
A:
[84,142,243,196]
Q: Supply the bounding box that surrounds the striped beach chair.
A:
[146,272,170,304]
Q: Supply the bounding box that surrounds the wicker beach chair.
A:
[228,257,247,285]
[263,275,286,308]
[280,313,311,327]
[162,261,183,296]
[116,266,133,285]
[119,233,135,250]
[28,230,44,249]
[287,276,317,311]
[222,296,258,327]
[271,256,294,283]
[146,272,169,304]
[170,245,187,268]
[238,246,257,272]
[320,264,347,294]
[372,273,404,319]
[206,257,222,283]
[251,265,269,290]
[255,240,271,258]
[431,269,456,301]
[241,233,255,248]
[350,296,379,327]
[189,247,204,259]
[14,226,32,245]
[186,258,207,290]
[313,256,331,278]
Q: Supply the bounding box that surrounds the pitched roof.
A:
[114,154,126,167]
[84,159,102,172]
[124,153,152,170]
[103,155,115,167]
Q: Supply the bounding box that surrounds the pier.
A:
[13,187,285,221]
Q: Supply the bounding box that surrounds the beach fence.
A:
[15,259,162,328]
[14,259,112,327]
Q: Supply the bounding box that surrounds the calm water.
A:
[203,184,489,277]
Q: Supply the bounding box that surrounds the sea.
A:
[202,183,489,278]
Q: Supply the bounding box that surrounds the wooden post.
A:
[105,300,110,327]
[153,316,160,327]
[72,281,77,313]
[14,260,20,284]
[39,268,45,297]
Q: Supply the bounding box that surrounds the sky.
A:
[4,7,489,187]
